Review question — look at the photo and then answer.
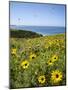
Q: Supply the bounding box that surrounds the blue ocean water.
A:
[10,25,65,35]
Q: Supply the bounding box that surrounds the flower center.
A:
[54,57,56,59]
[25,63,27,66]
[32,56,35,59]
[56,74,59,78]
[49,60,52,63]
[41,78,44,81]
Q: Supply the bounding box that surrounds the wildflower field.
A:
[10,33,66,88]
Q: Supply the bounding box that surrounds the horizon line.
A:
[10,25,65,27]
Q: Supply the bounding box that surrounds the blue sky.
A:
[10,2,65,27]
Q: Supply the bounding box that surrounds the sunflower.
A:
[48,40,53,46]
[51,54,58,62]
[11,48,17,55]
[21,60,29,69]
[47,59,53,66]
[56,40,59,42]
[28,46,31,50]
[38,75,46,84]
[29,53,36,60]
[51,70,63,84]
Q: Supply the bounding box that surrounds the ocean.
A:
[10,25,65,35]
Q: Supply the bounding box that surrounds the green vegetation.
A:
[10,33,66,89]
[10,29,43,38]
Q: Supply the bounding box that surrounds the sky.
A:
[10,2,66,27]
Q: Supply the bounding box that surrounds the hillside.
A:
[10,29,43,38]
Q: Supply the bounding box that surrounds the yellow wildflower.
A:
[21,60,29,69]
[45,44,49,49]
[47,59,53,66]
[11,48,17,55]
[29,53,36,60]
[52,54,58,62]
[51,70,63,84]
[38,75,46,84]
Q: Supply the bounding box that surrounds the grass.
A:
[10,33,66,89]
